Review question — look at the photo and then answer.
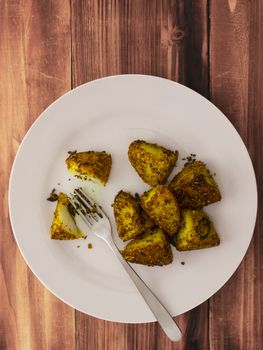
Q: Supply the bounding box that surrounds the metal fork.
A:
[69,188,182,342]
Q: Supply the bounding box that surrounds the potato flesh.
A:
[140,185,180,235]
[169,161,221,208]
[172,209,220,251]
[50,193,83,240]
[122,228,173,266]
[128,140,178,186]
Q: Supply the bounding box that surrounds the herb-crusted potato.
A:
[66,151,112,186]
[128,140,178,186]
[169,161,221,209]
[134,193,156,231]
[121,228,173,266]
[171,209,220,251]
[140,185,180,235]
[113,191,146,241]
[50,192,83,240]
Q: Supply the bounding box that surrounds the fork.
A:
[69,188,182,342]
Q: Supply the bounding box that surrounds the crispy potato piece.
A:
[113,191,146,241]
[140,185,180,235]
[171,209,220,251]
[50,192,83,240]
[121,228,173,266]
[128,140,178,186]
[134,193,156,231]
[169,161,221,208]
[66,151,112,186]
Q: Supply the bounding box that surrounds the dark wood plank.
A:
[72,1,210,349]
[184,1,210,97]
[209,1,263,349]
[72,0,209,91]
[0,1,74,349]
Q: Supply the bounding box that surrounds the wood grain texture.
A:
[0,1,74,350]
[209,0,263,349]
[71,0,208,90]
[72,1,209,349]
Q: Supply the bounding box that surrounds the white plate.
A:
[9,75,257,323]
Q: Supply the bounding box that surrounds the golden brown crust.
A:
[112,191,146,241]
[50,228,78,240]
[169,161,221,209]
[66,151,112,185]
[134,193,156,231]
[128,140,178,186]
[50,192,83,240]
[140,185,180,235]
[171,209,220,251]
[121,228,173,266]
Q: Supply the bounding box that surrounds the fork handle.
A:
[105,237,182,342]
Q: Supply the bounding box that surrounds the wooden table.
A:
[1,1,262,349]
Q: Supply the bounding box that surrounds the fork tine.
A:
[73,192,99,222]
[68,198,93,227]
[75,188,104,218]
[74,189,94,211]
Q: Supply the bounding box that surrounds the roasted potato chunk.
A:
[122,228,173,266]
[171,209,220,251]
[169,161,221,208]
[128,140,178,186]
[66,151,112,186]
[140,185,180,235]
[50,192,83,240]
[134,193,156,231]
[113,191,146,241]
